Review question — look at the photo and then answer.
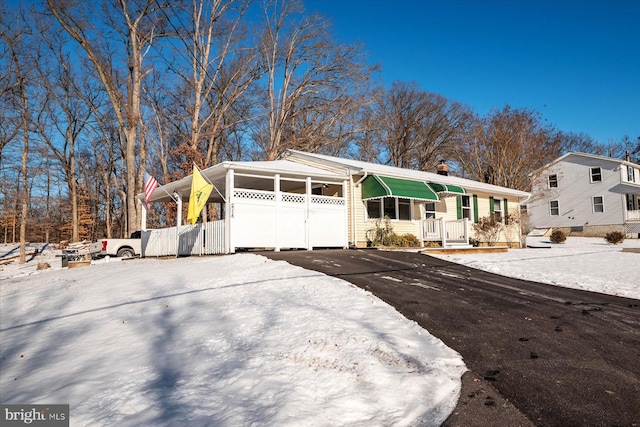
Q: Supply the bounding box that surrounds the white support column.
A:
[274,174,281,252]
[464,217,470,245]
[174,192,182,258]
[225,169,234,254]
[140,199,147,231]
[175,193,182,227]
[342,180,349,249]
[306,177,312,250]
[419,204,424,248]
[440,217,447,248]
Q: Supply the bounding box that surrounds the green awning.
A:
[361,175,440,201]
[427,181,467,195]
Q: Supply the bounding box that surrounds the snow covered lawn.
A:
[429,236,640,300]
[1,250,465,426]
[2,236,638,426]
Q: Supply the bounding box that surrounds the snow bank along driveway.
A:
[0,254,465,426]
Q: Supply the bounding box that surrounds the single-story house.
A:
[528,152,640,237]
[139,150,531,256]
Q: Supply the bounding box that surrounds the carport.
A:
[139,160,350,256]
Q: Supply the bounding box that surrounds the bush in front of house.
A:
[549,229,567,244]
[395,233,421,247]
[366,217,421,247]
[472,214,505,246]
[367,216,396,246]
[604,231,625,245]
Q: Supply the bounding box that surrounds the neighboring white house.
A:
[138,150,531,256]
[528,152,640,238]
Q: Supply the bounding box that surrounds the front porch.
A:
[422,217,471,247]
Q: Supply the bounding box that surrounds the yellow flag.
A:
[187,165,213,225]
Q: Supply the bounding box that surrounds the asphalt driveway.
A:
[264,249,640,427]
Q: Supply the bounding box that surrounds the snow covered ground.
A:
[1,236,638,426]
[429,236,640,300]
[1,245,464,426]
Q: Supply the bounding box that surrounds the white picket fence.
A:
[142,220,226,257]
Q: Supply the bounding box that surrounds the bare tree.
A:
[255,0,375,160]
[31,21,97,242]
[372,81,469,171]
[455,105,563,191]
[3,14,38,263]
[47,0,170,236]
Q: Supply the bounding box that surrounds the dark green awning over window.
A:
[361,175,440,201]
[427,182,467,195]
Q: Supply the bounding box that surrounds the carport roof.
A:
[141,160,348,204]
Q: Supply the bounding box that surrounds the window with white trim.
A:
[424,202,436,219]
[590,167,602,183]
[628,166,635,183]
[550,200,559,216]
[626,194,635,211]
[366,197,412,220]
[592,196,605,213]
[548,174,558,188]
[366,199,381,219]
[493,197,503,222]
[398,198,411,220]
[460,195,472,220]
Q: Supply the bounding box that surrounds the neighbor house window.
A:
[592,196,605,213]
[628,166,635,183]
[550,200,559,216]
[548,174,558,188]
[367,197,412,220]
[590,167,602,183]
[425,202,436,219]
[626,194,635,211]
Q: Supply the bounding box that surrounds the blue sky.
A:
[304,0,640,145]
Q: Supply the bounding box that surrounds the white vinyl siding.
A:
[528,154,632,229]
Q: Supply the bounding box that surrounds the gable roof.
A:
[534,152,640,173]
[282,149,531,199]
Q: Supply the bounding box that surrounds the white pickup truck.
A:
[88,232,142,258]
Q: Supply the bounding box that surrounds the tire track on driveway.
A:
[264,249,640,427]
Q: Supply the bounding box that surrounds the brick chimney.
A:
[437,160,449,176]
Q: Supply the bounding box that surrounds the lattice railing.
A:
[234,189,276,201]
[281,193,305,204]
[311,195,345,205]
